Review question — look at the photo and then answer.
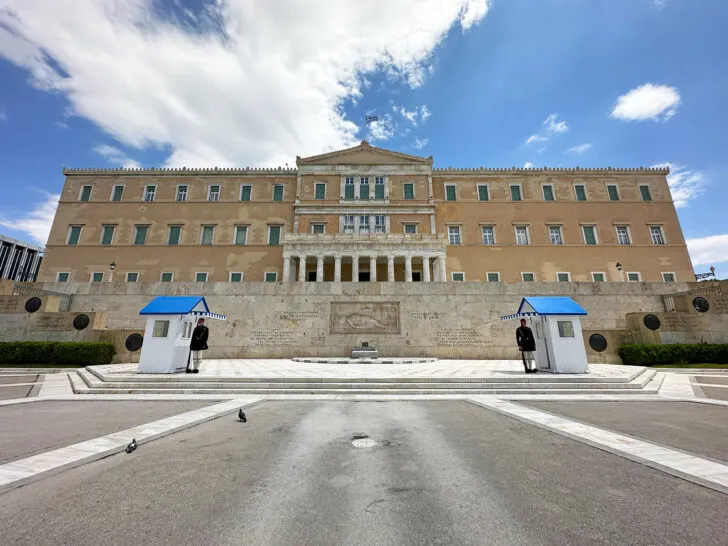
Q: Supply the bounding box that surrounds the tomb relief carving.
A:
[330,302,400,334]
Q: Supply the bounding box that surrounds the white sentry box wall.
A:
[137,314,195,373]
[537,315,588,374]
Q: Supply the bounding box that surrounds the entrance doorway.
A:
[412,271,422,282]
[358,271,370,282]
[307,271,317,282]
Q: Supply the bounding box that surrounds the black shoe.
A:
[192,369,200,374]
[185,369,192,374]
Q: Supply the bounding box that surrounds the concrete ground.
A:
[1,400,726,546]
[0,400,215,464]
[0,374,38,384]
[0,384,34,400]
[699,387,728,401]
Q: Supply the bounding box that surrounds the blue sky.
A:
[0,0,725,274]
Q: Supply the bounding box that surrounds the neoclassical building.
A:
[40,141,694,284]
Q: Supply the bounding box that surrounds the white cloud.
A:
[565,143,592,154]
[393,104,431,126]
[538,147,546,154]
[654,0,667,9]
[0,0,490,168]
[526,134,547,145]
[0,192,59,246]
[611,84,681,122]
[543,113,569,133]
[651,162,706,207]
[414,137,429,149]
[367,115,395,142]
[94,144,140,168]
[523,161,535,169]
[687,234,728,266]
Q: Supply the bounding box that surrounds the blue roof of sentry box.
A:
[517,296,587,316]
[139,296,210,315]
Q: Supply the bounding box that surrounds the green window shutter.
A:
[161,272,173,282]
[592,273,605,282]
[522,273,534,282]
[344,185,354,199]
[235,226,247,245]
[67,226,82,245]
[446,186,456,201]
[510,185,522,201]
[375,184,385,199]
[201,226,214,245]
[273,185,283,201]
[268,226,281,246]
[478,186,489,201]
[230,273,243,282]
[195,273,207,282]
[241,186,251,201]
[92,272,104,282]
[583,226,596,245]
[404,184,414,200]
[404,224,416,234]
[608,186,619,201]
[264,272,277,282]
[80,186,92,202]
[575,185,587,201]
[134,226,148,245]
[168,226,181,245]
[360,183,369,199]
[557,273,570,282]
[487,273,499,282]
[101,226,114,245]
[315,184,326,199]
[57,272,69,282]
[640,186,652,201]
[112,186,124,201]
[543,186,554,201]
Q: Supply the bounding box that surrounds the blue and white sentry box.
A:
[136,296,227,374]
[501,296,589,374]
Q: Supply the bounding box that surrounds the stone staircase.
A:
[69,365,663,396]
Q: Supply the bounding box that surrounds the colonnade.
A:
[281,253,448,282]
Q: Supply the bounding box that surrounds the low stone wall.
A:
[15,280,690,360]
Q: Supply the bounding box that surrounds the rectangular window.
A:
[208,185,220,202]
[515,226,529,245]
[557,320,575,338]
[144,185,156,202]
[591,272,606,282]
[315,183,326,200]
[375,177,385,199]
[582,225,597,245]
[176,185,188,202]
[374,215,386,233]
[79,185,93,202]
[640,185,652,202]
[358,215,370,234]
[521,272,535,282]
[510,185,522,201]
[650,225,666,245]
[312,223,325,234]
[195,272,208,282]
[152,320,170,338]
[403,183,414,200]
[234,226,248,245]
[230,272,243,282]
[662,272,676,283]
[264,272,278,283]
[273,184,284,201]
[452,272,465,282]
[100,225,115,245]
[542,185,554,201]
[478,185,490,201]
[607,184,620,201]
[133,225,148,245]
[616,226,631,245]
[160,272,173,282]
[557,272,571,282]
[548,225,563,245]
[91,272,104,283]
[448,226,462,245]
[111,185,124,202]
[625,271,641,282]
[487,272,500,282]
[574,184,587,201]
[168,225,181,245]
[481,226,495,245]
[240,185,252,201]
[67,225,82,245]
[56,272,70,282]
[445,184,457,201]
[343,215,355,233]
[268,225,281,245]
[359,177,370,199]
[126,272,139,282]
[404,224,417,234]
[344,177,355,200]
[201,225,215,246]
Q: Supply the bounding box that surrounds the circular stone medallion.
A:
[72,314,90,330]
[643,314,661,331]
[24,297,42,313]
[588,333,608,352]
[125,333,144,352]
[692,297,710,313]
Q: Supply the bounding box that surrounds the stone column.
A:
[316,255,324,282]
[282,255,291,283]
[438,255,447,282]
[405,255,413,282]
[422,256,431,282]
[298,256,307,282]
[433,259,439,283]
[370,256,377,282]
[334,255,342,282]
[387,255,395,282]
[352,254,359,282]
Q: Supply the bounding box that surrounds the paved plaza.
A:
[0,361,726,544]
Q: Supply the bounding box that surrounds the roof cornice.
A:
[62,167,298,176]
[296,140,433,165]
[433,166,670,175]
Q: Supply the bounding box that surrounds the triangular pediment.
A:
[297,140,433,166]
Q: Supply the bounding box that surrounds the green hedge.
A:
[0,342,116,366]
[618,344,728,366]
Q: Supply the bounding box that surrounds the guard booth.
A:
[136,296,227,374]
[500,296,589,374]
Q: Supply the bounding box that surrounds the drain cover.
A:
[352,438,377,448]
[351,432,369,440]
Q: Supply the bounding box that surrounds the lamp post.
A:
[109,261,116,283]
[616,262,624,282]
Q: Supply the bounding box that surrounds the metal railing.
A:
[12,283,73,312]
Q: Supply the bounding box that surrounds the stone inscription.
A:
[409,312,444,320]
[251,329,298,346]
[0,299,18,314]
[330,302,400,335]
[436,328,484,346]
[712,300,728,313]
[277,311,321,321]
[660,315,693,331]
[30,315,69,331]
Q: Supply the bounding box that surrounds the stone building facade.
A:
[40,141,694,284]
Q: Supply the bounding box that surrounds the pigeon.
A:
[125,439,137,453]
[238,409,247,423]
